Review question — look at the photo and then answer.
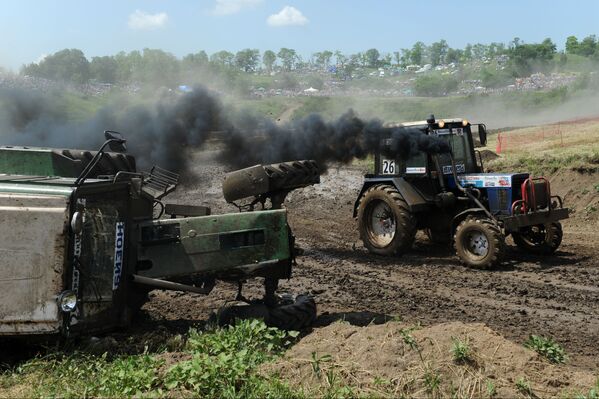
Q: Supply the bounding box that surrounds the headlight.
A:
[71,211,83,234]
[57,290,77,312]
[462,119,469,126]
[438,120,445,128]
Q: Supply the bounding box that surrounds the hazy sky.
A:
[1,0,598,70]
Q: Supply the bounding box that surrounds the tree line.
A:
[19,35,599,86]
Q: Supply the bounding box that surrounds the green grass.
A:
[0,320,302,398]
[450,337,473,364]
[524,335,567,364]
[515,377,534,398]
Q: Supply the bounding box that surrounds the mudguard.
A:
[450,208,488,236]
[353,176,430,217]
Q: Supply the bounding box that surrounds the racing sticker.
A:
[457,175,512,188]
[406,167,426,174]
[72,234,81,294]
[443,164,465,174]
[112,222,125,291]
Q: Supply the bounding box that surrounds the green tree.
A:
[565,36,579,54]
[410,42,425,65]
[429,40,449,66]
[136,48,180,86]
[334,50,346,68]
[22,48,90,83]
[463,44,473,61]
[509,38,557,76]
[399,49,411,67]
[90,56,118,83]
[578,35,597,57]
[445,48,463,64]
[262,50,277,73]
[381,53,392,67]
[364,48,380,67]
[277,48,297,71]
[113,50,142,82]
[234,48,260,72]
[314,50,333,70]
[210,50,235,67]
[472,43,488,60]
[182,51,208,67]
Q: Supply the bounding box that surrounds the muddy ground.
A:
[140,150,599,372]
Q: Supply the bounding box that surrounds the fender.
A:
[353,176,430,217]
[450,208,488,236]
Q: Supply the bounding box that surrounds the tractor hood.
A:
[448,173,529,189]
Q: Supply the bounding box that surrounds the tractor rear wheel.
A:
[454,216,505,269]
[512,222,563,255]
[216,294,317,331]
[268,294,317,331]
[357,184,416,256]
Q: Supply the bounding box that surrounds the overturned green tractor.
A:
[0,131,320,337]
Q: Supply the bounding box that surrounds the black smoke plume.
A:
[218,110,450,169]
[0,86,449,177]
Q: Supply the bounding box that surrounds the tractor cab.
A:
[377,117,486,180]
[355,115,569,269]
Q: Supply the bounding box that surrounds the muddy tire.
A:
[454,216,504,269]
[216,303,271,326]
[61,149,137,176]
[268,294,317,331]
[216,294,317,331]
[512,222,563,255]
[357,184,416,256]
[263,160,320,190]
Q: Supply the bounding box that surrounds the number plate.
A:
[381,159,396,175]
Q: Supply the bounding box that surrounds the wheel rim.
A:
[366,199,396,247]
[464,230,489,257]
[518,225,548,246]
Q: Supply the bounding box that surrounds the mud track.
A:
[157,151,599,370]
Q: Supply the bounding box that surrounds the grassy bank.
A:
[0,320,300,398]
[485,119,599,175]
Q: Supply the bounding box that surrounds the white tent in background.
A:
[303,87,319,93]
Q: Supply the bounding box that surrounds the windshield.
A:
[436,128,475,174]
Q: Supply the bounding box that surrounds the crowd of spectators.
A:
[0,71,140,96]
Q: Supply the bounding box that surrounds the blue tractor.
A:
[354,115,569,269]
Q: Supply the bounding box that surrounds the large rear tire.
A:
[263,160,320,190]
[268,294,317,331]
[357,184,416,256]
[512,222,563,255]
[216,294,317,331]
[454,216,505,269]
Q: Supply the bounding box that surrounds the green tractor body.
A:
[0,141,318,337]
[354,116,569,268]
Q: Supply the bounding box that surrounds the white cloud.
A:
[267,6,308,27]
[128,10,168,30]
[212,0,263,15]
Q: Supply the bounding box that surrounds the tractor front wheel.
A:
[357,184,416,256]
[512,222,563,255]
[454,216,505,269]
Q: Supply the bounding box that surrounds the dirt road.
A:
[157,152,599,370]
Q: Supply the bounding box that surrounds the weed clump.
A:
[525,335,567,364]
[450,337,473,364]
